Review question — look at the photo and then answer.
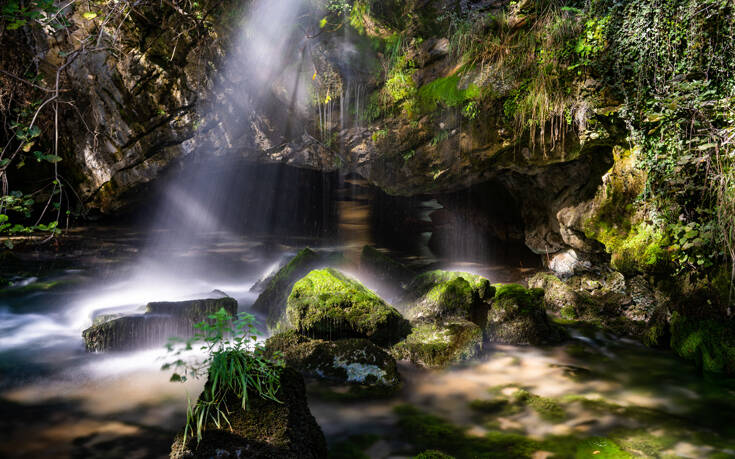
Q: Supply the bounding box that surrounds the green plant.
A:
[163,308,285,445]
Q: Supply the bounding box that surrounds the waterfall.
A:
[139,0,317,274]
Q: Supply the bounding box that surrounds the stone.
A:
[82,297,237,352]
[284,268,410,347]
[401,270,495,323]
[169,367,327,459]
[252,248,342,329]
[486,284,564,345]
[392,319,484,368]
[265,331,399,389]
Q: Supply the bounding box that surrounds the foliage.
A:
[163,308,285,445]
[588,0,735,291]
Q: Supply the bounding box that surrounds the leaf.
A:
[43,154,62,163]
[319,17,327,28]
[82,11,98,20]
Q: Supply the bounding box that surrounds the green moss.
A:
[669,312,735,374]
[392,320,483,368]
[393,405,540,459]
[328,434,379,459]
[417,74,479,113]
[560,304,578,320]
[413,451,455,459]
[512,389,566,422]
[574,437,632,458]
[403,271,494,325]
[286,268,410,346]
[581,149,671,275]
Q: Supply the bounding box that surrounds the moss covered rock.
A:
[392,319,483,368]
[252,249,342,329]
[83,297,237,352]
[265,331,399,389]
[402,270,494,324]
[285,268,410,346]
[670,312,735,374]
[169,367,327,459]
[486,284,564,345]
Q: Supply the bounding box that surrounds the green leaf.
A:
[82,11,98,20]
[43,154,62,163]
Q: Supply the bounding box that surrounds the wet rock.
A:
[284,268,410,347]
[265,330,399,390]
[392,319,484,368]
[252,248,342,329]
[82,297,237,352]
[170,367,327,459]
[401,270,495,324]
[486,284,564,345]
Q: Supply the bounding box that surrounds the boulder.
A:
[486,284,564,345]
[82,297,237,352]
[265,331,400,390]
[285,269,410,347]
[401,270,495,324]
[170,367,327,459]
[392,319,484,368]
[251,248,342,329]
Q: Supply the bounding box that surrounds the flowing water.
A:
[1,190,735,458]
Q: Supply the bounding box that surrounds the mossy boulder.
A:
[170,367,327,459]
[486,284,564,345]
[401,270,495,324]
[285,268,410,346]
[670,312,735,374]
[82,297,237,352]
[265,330,399,389]
[252,248,342,329]
[392,319,483,368]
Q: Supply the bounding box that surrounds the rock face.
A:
[486,284,564,345]
[252,249,342,329]
[170,367,327,459]
[82,297,237,352]
[284,268,410,347]
[527,271,660,337]
[265,330,399,390]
